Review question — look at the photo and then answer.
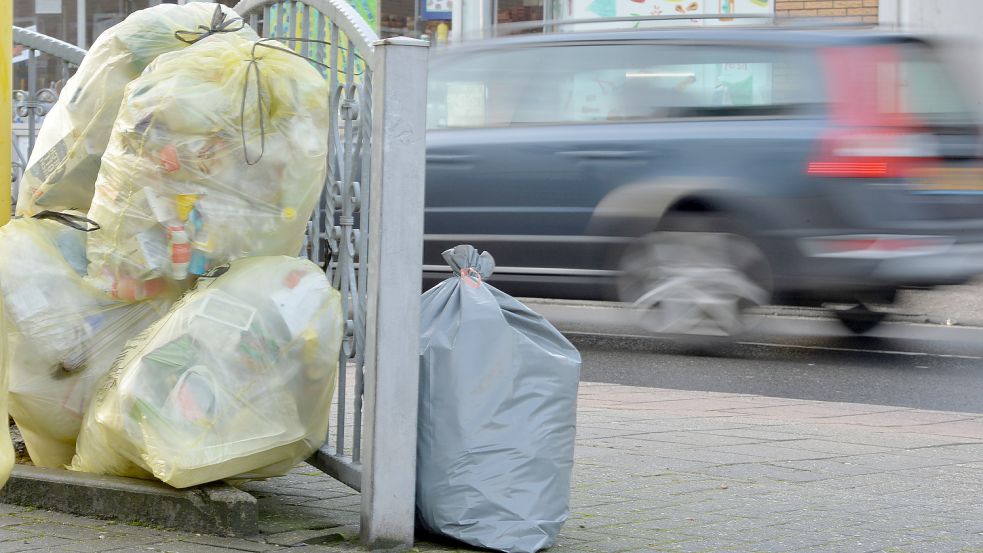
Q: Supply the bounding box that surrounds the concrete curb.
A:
[562,330,674,353]
[561,322,983,353]
[520,297,983,328]
[0,465,258,537]
[524,297,983,353]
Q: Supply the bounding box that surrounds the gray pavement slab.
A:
[1,381,982,552]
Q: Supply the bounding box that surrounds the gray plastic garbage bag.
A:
[417,245,582,553]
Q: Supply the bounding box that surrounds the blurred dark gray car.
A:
[423,28,983,335]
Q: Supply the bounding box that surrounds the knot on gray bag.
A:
[442,245,495,281]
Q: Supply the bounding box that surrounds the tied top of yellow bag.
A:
[85,32,331,300]
[16,2,258,217]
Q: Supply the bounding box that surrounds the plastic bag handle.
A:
[199,265,230,279]
[32,211,101,232]
[240,38,350,166]
[174,4,246,44]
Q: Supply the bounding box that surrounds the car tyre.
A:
[832,304,887,334]
[617,213,772,337]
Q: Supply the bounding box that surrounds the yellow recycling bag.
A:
[0,303,14,488]
[16,3,257,216]
[0,216,173,468]
[85,32,330,301]
[72,256,343,488]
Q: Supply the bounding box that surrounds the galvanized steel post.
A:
[360,35,429,549]
[76,0,86,47]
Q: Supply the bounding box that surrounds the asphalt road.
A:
[576,333,983,414]
[531,300,983,414]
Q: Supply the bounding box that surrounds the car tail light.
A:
[810,46,941,179]
[807,129,940,179]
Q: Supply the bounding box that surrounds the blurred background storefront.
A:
[13,0,884,52]
[13,0,888,92]
[13,0,150,94]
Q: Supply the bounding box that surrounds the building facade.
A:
[776,0,879,23]
[12,0,882,91]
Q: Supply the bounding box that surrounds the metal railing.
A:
[232,1,427,547]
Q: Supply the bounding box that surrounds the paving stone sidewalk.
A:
[2,381,982,553]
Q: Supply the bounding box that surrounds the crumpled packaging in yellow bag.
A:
[71,256,343,488]
[16,2,258,216]
[0,216,174,468]
[85,31,330,301]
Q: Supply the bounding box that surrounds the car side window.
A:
[427,42,821,128]
[427,47,548,128]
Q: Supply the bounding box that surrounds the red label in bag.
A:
[160,144,181,173]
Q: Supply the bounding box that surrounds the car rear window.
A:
[427,42,824,128]
[892,43,974,125]
[822,40,976,128]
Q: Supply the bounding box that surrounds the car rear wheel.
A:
[617,214,772,336]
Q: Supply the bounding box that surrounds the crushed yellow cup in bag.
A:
[71,256,343,488]
[16,3,258,217]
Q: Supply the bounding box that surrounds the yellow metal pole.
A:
[0,0,11,226]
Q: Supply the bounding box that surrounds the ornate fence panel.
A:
[232,1,428,547]
[10,26,85,206]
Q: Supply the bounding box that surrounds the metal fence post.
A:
[359,35,429,549]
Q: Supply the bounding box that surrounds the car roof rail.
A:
[463,13,876,40]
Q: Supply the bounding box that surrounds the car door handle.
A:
[427,154,476,163]
[556,150,646,160]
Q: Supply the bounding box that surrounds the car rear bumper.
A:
[871,243,983,286]
[795,235,983,287]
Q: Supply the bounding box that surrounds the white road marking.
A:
[735,341,983,360]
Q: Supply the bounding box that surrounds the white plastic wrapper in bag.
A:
[71,256,343,488]
[85,31,330,301]
[0,216,173,468]
[16,3,258,216]
[417,246,582,553]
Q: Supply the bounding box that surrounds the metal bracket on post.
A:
[359,35,429,550]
